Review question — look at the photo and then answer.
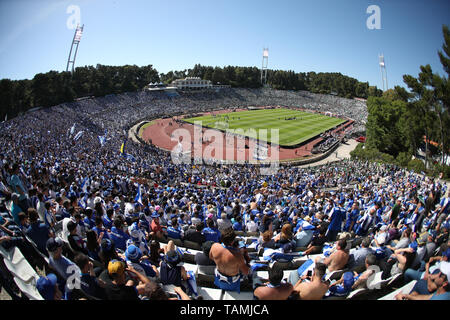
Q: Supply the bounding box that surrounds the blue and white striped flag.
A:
[125,153,136,162]
[74,131,84,141]
[134,184,143,206]
[98,135,106,146]
[80,177,89,193]
[296,259,315,278]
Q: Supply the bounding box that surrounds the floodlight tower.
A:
[261,48,269,86]
[66,24,84,73]
[379,54,388,91]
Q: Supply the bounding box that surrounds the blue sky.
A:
[0,0,449,89]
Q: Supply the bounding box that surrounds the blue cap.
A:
[36,273,58,300]
[125,245,142,262]
[442,248,450,260]
[343,271,355,288]
[151,211,159,218]
[46,237,63,253]
[165,250,181,265]
[265,210,274,217]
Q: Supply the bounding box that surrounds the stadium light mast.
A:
[66,24,84,73]
[261,48,269,86]
[379,54,388,91]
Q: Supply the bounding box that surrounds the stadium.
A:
[0,0,449,308]
[138,104,354,164]
[0,82,448,303]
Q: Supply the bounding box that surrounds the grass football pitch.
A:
[183,108,345,146]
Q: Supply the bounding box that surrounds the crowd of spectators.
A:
[0,87,448,301]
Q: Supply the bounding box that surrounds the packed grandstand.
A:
[0,87,448,301]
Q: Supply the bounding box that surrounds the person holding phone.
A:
[292,262,329,300]
[103,259,154,300]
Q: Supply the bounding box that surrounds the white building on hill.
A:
[171,77,212,90]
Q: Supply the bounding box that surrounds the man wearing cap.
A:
[104,259,153,300]
[371,225,389,258]
[125,244,158,279]
[396,261,450,300]
[150,211,166,241]
[159,248,189,291]
[410,232,429,270]
[46,237,81,296]
[127,221,150,256]
[404,247,450,283]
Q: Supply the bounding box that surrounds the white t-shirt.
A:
[246,220,258,233]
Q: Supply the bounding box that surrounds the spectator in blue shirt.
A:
[344,202,360,232]
[232,216,243,231]
[92,216,110,240]
[26,208,52,255]
[326,199,347,242]
[83,208,96,230]
[73,253,106,299]
[36,273,63,300]
[46,237,81,297]
[109,218,130,252]
[167,217,183,240]
[102,208,114,231]
[202,218,221,243]
[125,244,158,278]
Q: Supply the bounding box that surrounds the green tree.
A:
[365,96,408,157]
